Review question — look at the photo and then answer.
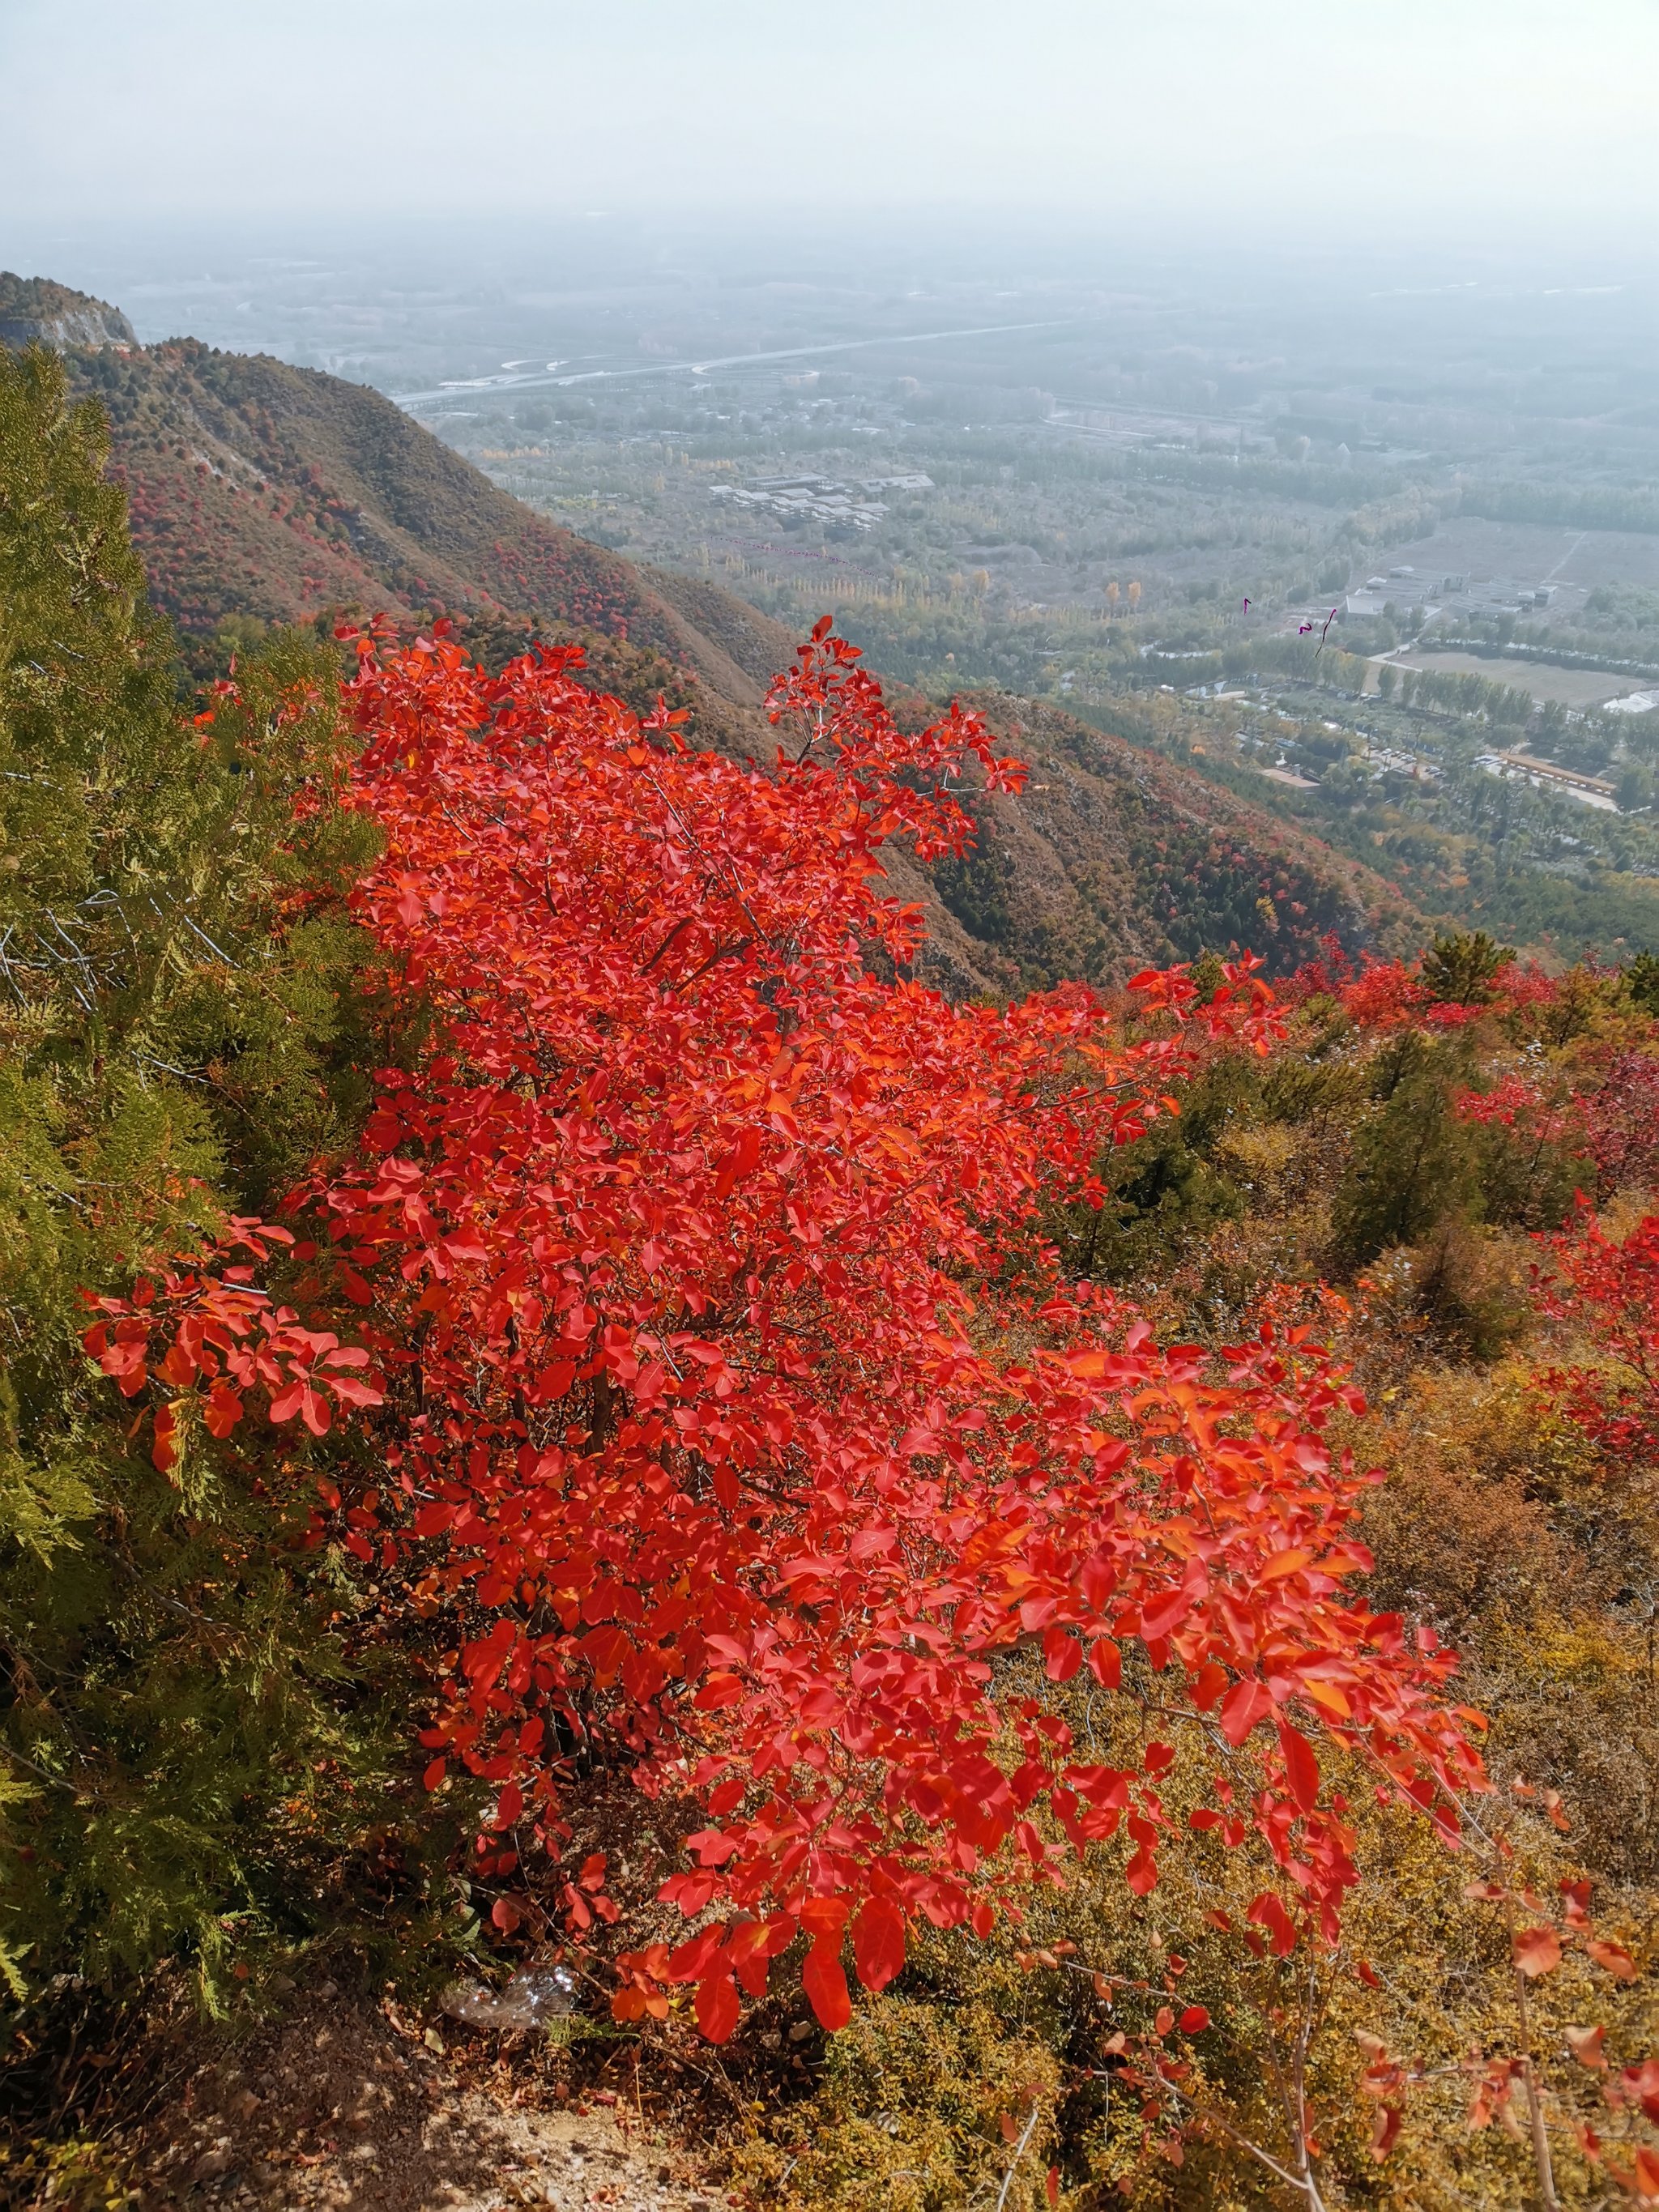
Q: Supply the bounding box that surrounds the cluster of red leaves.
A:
[1579,1050,1659,1192]
[1283,936,1572,1034]
[87,624,1486,2039]
[1453,1049,1659,1196]
[1533,1208,1659,1469]
[1454,1072,1586,1153]
[82,1217,383,1468]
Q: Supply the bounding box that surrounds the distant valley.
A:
[11,265,1648,983]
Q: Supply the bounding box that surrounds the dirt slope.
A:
[10,1982,723,2212]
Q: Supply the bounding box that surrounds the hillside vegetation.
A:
[6,325,1659,2212]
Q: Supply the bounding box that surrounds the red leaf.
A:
[1179,2006,1209,2035]
[1247,1893,1298,1957]
[695,1972,740,2044]
[798,1896,850,1943]
[1043,1626,1082,1682]
[1139,1583,1194,1643]
[1625,2060,1659,2124]
[851,1898,906,1994]
[1046,2166,1060,2207]
[202,1385,244,1438]
[1219,1679,1273,1746]
[327,1374,384,1409]
[268,1382,304,1424]
[802,1940,852,2031]
[714,1126,762,1201]
[1277,1720,1320,1813]
[666,1927,730,1984]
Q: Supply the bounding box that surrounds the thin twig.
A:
[994,2100,1041,2212]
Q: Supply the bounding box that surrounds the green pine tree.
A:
[0,344,428,2009]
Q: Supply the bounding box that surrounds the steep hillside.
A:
[0,277,769,703]
[2,275,1429,986]
[903,693,1422,993]
[76,339,690,651]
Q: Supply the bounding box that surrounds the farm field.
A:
[1380,646,1657,709]
[1363,514,1659,607]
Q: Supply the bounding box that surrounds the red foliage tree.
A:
[92,624,1486,2039]
[1533,1208,1659,1469]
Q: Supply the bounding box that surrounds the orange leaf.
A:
[1585,1937,1638,1982]
[1370,2103,1402,2161]
[1513,1926,1562,1979]
[151,1402,178,1473]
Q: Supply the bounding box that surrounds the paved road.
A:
[391,317,1075,411]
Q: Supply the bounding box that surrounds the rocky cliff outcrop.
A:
[0,273,137,352]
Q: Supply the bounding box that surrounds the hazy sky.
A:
[5,0,1657,248]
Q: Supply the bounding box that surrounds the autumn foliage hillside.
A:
[0,272,776,712]
[9,335,1659,2212]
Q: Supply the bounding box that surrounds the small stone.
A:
[191,2144,235,2184]
[787,2021,814,2044]
[318,1980,339,2000]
